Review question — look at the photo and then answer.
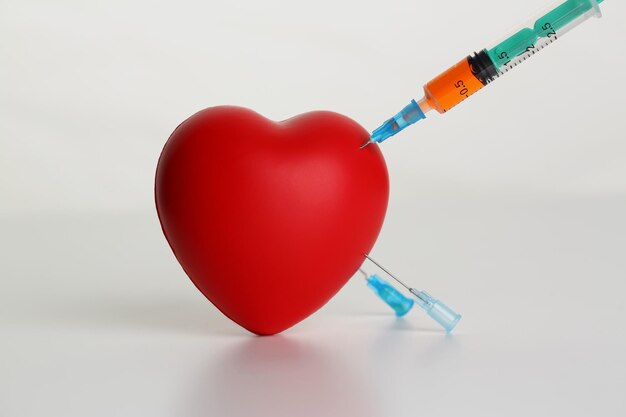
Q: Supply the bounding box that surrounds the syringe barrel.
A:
[421,0,602,114]
[484,0,602,73]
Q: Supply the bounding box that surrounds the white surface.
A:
[2,0,626,213]
[2,194,626,417]
[2,0,626,415]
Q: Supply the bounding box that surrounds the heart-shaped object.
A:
[155,106,389,335]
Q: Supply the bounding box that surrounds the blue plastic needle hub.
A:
[367,274,415,317]
[370,100,426,144]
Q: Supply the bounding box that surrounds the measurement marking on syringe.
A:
[498,35,559,76]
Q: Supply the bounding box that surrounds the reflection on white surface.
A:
[188,336,378,417]
[2,199,626,417]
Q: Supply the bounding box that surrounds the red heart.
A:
[155,107,389,335]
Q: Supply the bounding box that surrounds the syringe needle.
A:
[357,268,369,280]
[363,254,413,292]
[359,141,372,149]
[362,253,462,333]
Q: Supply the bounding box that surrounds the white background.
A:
[2,0,625,416]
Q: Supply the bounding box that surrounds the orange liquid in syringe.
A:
[423,56,488,113]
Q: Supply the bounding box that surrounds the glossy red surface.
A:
[155,107,389,335]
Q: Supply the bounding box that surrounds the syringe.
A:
[362,0,605,148]
[363,254,462,333]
